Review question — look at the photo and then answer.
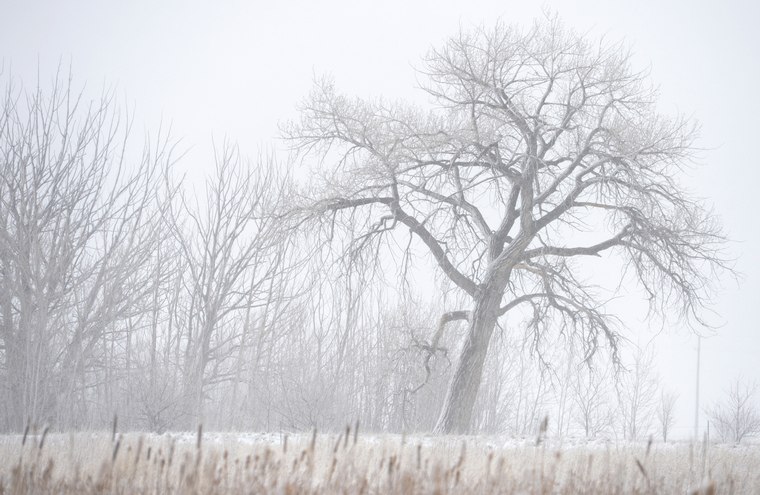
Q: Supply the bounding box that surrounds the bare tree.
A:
[657,389,679,442]
[572,361,615,439]
[166,143,290,426]
[707,379,760,444]
[617,346,659,441]
[0,71,176,430]
[285,16,729,433]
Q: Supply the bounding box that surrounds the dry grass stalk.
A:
[0,432,758,494]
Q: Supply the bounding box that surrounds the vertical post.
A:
[695,335,701,440]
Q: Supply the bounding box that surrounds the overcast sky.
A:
[2,0,758,437]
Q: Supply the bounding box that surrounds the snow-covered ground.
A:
[2,431,759,493]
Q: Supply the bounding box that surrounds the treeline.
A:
[0,75,455,434]
[1,74,751,442]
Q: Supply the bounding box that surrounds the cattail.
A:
[41,458,54,484]
[38,425,49,450]
[112,434,122,463]
[111,414,118,443]
[536,415,549,446]
[454,441,466,471]
[309,428,317,454]
[636,458,648,481]
[134,436,144,466]
[21,421,30,447]
[332,432,343,454]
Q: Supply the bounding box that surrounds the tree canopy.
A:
[286,17,729,433]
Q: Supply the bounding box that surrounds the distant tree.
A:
[618,346,659,441]
[657,390,679,442]
[286,15,729,433]
[165,144,290,426]
[707,379,760,444]
[572,362,615,439]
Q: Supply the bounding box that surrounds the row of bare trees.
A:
[0,93,680,436]
[0,72,294,431]
[0,16,738,439]
[0,71,447,433]
[0,74,175,430]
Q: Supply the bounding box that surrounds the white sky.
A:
[2,0,759,438]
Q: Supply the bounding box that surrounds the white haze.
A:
[1,0,759,439]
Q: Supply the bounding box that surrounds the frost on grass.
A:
[1,431,758,494]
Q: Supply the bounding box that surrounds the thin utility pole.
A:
[695,335,701,439]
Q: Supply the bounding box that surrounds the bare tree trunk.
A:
[434,288,502,434]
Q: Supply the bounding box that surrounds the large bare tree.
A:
[286,17,728,433]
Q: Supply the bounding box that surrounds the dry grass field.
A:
[1,428,758,494]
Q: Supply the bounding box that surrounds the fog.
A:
[1,0,758,444]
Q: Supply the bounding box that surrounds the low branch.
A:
[409,310,470,395]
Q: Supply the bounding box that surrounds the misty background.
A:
[1,0,758,440]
